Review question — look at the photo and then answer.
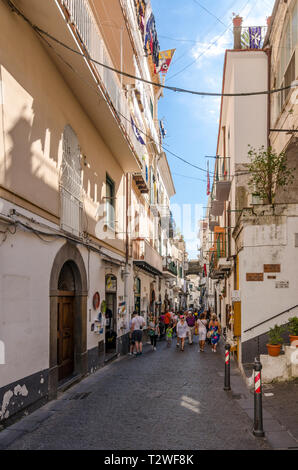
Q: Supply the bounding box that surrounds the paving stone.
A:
[4,340,272,450]
[265,431,298,449]
[0,429,25,449]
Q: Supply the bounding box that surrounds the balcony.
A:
[163,258,178,278]
[132,238,163,275]
[18,0,146,173]
[209,229,231,279]
[215,157,231,202]
[133,166,149,194]
[210,200,224,216]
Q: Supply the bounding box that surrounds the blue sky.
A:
[151,0,275,257]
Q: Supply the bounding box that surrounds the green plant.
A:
[268,324,285,345]
[247,146,295,204]
[288,317,298,336]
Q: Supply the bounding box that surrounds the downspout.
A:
[266,46,272,150]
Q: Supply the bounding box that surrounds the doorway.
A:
[49,242,88,399]
[57,293,75,381]
[105,275,117,353]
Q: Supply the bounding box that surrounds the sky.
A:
[151,0,276,258]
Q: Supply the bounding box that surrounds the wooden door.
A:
[57,294,75,381]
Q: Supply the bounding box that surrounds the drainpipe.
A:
[265,44,272,150]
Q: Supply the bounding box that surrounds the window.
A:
[60,125,82,236]
[106,174,115,230]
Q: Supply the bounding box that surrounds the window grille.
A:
[60,125,82,236]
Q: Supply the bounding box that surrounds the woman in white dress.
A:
[176,315,189,352]
[197,312,207,352]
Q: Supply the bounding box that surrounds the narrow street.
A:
[2,339,270,451]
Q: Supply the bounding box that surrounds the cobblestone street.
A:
[1,338,271,450]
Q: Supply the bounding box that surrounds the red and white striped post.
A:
[224,343,231,391]
[253,358,265,437]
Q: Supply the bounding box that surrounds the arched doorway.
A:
[49,242,88,397]
[57,262,76,381]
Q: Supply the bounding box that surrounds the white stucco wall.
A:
[240,212,298,343]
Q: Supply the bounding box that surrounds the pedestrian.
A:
[208,314,221,352]
[148,316,159,351]
[164,309,172,332]
[166,324,173,347]
[197,312,208,352]
[176,315,189,352]
[128,312,136,356]
[186,310,196,345]
[130,310,146,356]
[172,312,178,337]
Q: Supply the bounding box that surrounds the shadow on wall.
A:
[3,98,61,212]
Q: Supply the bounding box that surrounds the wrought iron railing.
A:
[60,0,145,162]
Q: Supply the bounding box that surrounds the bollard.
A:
[224,343,231,391]
[253,358,265,437]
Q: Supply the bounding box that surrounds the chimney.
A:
[233,15,243,49]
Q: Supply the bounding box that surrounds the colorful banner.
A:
[131,116,145,145]
[249,27,262,49]
[157,49,176,75]
[207,160,210,196]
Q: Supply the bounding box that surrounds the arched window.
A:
[60,125,82,236]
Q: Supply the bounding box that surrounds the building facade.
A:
[199,3,298,369]
[0,0,186,423]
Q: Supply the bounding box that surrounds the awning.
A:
[133,261,162,277]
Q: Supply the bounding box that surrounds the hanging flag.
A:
[207,160,210,196]
[157,49,176,75]
[131,116,145,145]
[249,27,262,49]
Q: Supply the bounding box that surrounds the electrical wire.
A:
[192,0,231,31]
[166,0,253,81]
[6,1,298,99]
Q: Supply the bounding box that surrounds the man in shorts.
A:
[130,311,146,356]
[128,312,136,356]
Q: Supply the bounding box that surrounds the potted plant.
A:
[288,317,298,347]
[266,324,285,357]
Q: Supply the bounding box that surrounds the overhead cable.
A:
[7,1,298,99]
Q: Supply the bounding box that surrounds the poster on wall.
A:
[105,275,117,293]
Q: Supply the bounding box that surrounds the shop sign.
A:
[246,273,264,282]
[105,275,117,292]
[264,264,281,273]
[275,281,289,289]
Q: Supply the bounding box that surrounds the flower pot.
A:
[289,335,298,347]
[266,344,281,357]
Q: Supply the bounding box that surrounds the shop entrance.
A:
[105,275,117,353]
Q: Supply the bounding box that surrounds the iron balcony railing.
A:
[163,259,178,276]
[60,0,145,163]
